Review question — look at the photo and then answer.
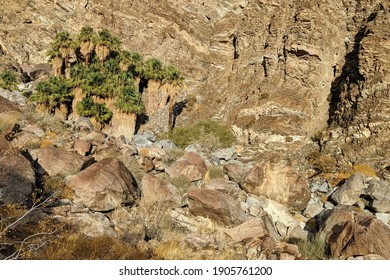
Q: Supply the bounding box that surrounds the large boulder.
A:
[0,154,35,205]
[223,160,247,185]
[140,173,181,207]
[225,213,280,243]
[243,162,310,211]
[29,147,94,176]
[330,172,366,207]
[363,179,390,213]
[319,206,390,259]
[188,189,247,226]
[65,158,138,212]
[166,152,208,182]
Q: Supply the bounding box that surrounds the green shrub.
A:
[293,236,328,260]
[0,70,17,91]
[161,119,235,150]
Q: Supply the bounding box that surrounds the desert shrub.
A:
[161,119,235,150]
[170,175,193,194]
[293,236,328,260]
[42,175,74,200]
[32,233,148,260]
[208,165,225,179]
[0,70,17,91]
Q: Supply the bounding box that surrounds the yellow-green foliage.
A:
[294,236,328,260]
[162,119,235,150]
[208,165,225,179]
[0,70,17,91]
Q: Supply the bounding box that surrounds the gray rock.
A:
[330,172,366,206]
[364,179,390,213]
[154,139,178,150]
[375,213,390,226]
[211,147,237,165]
[318,182,330,193]
[0,88,27,105]
[324,201,335,209]
[303,202,324,218]
[74,117,94,132]
[132,134,153,148]
[310,182,320,193]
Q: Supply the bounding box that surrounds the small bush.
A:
[161,119,235,150]
[293,236,328,260]
[208,165,225,179]
[0,70,17,91]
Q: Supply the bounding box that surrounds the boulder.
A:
[0,154,35,205]
[319,206,390,259]
[29,147,94,176]
[0,95,19,113]
[363,179,390,213]
[140,173,181,207]
[211,147,237,165]
[243,162,310,211]
[223,160,246,185]
[166,152,208,182]
[22,124,45,137]
[67,211,117,238]
[74,117,94,132]
[204,178,241,197]
[73,139,92,156]
[330,172,366,206]
[154,139,178,150]
[188,188,247,226]
[225,213,280,243]
[0,111,22,137]
[131,134,153,148]
[65,158,138,211]
[11,131,40,149]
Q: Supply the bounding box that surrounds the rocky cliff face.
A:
[0,0,389,170]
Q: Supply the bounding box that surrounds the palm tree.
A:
[48,31,76,78]
[46,48,63,77]
[95,29,121,67]
[141,58,165,81]
[163,65,184,131]
[119,50,143,75]
[78,26,96,65]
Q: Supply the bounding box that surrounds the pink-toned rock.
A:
[223,160,246,185]
[319,206,390,259]
[225,213,280,243]
[65,158,138,211]
[188,189,247,226]
[243,162,310,211]
[29,147,94,176]
[140,173,181,207]
[73,139,92,156]
[204,178,241,196]
[0,154,35,205]
[166,152,208,182]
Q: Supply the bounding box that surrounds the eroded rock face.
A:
[319,206,390,259]
[65,158,138,211]
[243,162,310,211]
[188,189,247,226]
[1,0,389,170]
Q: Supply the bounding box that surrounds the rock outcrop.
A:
[65,158,138,211]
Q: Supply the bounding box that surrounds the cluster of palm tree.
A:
[29,26,184,128]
